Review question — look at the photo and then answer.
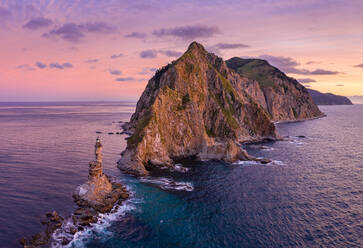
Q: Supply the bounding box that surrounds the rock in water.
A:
[118,42,278,176]
[226,57,324,121]
[73,138,128,213]
[21,138,129,247]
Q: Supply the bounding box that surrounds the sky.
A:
[0,0,363,102]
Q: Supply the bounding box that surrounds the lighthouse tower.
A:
[89,137,103,181]
[95,137,102,163]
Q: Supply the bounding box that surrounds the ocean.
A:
[0,102,362,247]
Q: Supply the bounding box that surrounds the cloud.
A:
[83,22,114,33]
[158,50,182,57]
[298,78,316,83]
[43,22,114,42]
[110,69,121,75]
[115,77,136,82]
[124,32,147,39]
[86,59,99,63]
[16,64,35,71]
[23,17,53,30]
[110,53,123,59]
[336,84,344,86]
[304,85,312,88]
[309,69,340,75]
[214,43,249,49]
[354,63,363,68]
[49,62,73,69]
[139,49,182,59]
[259,54,308,74]
[35,61,47,69]
[259,55,341,75]
[0,7,11,20]
[140,50,157,59]
[152,25,221,40]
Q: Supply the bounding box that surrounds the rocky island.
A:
[118,42,324,176]
[21,138,128,247]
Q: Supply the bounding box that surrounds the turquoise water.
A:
[0,103,362,247]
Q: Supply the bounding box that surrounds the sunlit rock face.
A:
[118,42,278,176]
[226,57,324,122]
[73,138,128,213]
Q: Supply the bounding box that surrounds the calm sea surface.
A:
[0,102,362,247]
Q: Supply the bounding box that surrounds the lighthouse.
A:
[95,137,102,163]
[89,137,103,181]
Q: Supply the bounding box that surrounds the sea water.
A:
[0,102,362,247]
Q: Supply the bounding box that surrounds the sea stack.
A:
[118,42,278,176]
[21,138,129,247]
[73,138,128,213]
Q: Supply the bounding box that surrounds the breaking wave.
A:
[140,177,194,192]
[50,188,139,248]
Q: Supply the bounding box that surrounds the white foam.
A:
[173,164,189,173]
[270,160,286,166]
[140,177,193,191]
[233,160,261,166]
[50,186,138,248]
[289,140,304,145]
[233,159,286,166]
[159,164,189,173]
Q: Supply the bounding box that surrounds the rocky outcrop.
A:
[73,138,129,213]
[21,138,128,247]
[226,57,324,121]
[118,42,278,176]
[307,89,353,105]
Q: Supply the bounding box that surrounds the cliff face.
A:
[307,89,353,105]
[226,58,324,121]
[118,42,277,176]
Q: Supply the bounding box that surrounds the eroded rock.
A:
[118,42,278,176]
[21,138,129,247]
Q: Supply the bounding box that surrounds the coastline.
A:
[273,113,327,124]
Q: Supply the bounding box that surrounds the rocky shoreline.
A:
[20,138,129,247]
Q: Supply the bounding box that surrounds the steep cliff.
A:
[118,42,277,176]
[226,57,324,121]
[307,89,353,105]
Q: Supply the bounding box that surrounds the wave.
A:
[159,163,189,173]
[233,159,286,166]
[140,177,193,192]
[289,140,304,145]
[50,187,138,248]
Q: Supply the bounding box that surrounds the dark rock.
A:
[96,131,102,134]
[62,237,71,245]
[19,237,26,246]
[297,135,306,138]
[259,158,272,164]
[31,232,48,246]
[70,227,78,235]
[108,132,114,135]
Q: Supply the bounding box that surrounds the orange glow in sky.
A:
[0,1,362,101]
